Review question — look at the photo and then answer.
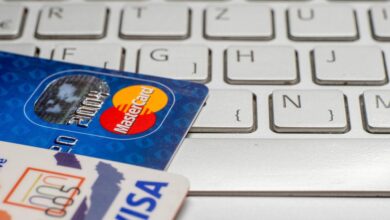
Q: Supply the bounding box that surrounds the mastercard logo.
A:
[100,85,168,135]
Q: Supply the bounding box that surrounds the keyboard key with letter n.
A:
[270,90,349,133]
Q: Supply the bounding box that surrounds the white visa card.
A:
[0,141,189,220]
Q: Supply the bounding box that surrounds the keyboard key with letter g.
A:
[138,45,210,83]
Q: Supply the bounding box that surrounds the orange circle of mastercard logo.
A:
[100,85,168,135]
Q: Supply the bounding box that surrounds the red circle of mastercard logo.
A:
[100,85,168,135]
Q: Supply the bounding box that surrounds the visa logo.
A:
[116,180,169,220]
[0,158,7,168]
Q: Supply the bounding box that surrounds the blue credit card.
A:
[0,51,208,170]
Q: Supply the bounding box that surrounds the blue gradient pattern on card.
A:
[0,51,208,170]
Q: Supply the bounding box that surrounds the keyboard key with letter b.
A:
[191,90,256,133]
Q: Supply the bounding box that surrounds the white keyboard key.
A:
[52,44,123,70]
[120,5,189,39]
[287,5,358,41]
[0,44,36,56]
[226,46,298,85]
[370,6,390,41]
[205,5,273,40]
[0,5,25,39]
[36,5,107,39]
[191,90,255,133]
[362,90,390,133]
[138,45,210,83]
[312,46,387,85]
[271,90,349,133]
[168,139,390,196]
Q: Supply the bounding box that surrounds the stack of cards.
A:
[0,52,209,219]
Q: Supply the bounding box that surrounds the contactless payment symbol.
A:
[100,85,168,135]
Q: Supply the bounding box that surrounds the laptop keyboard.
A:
[1,0,390,137]
[1,0,390,196]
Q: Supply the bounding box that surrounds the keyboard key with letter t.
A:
[120,5,190,40]
[270,90,349,133]
[36,4,107,39]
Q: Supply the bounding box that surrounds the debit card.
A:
[0,141,189,220]
[0,51,208,170]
